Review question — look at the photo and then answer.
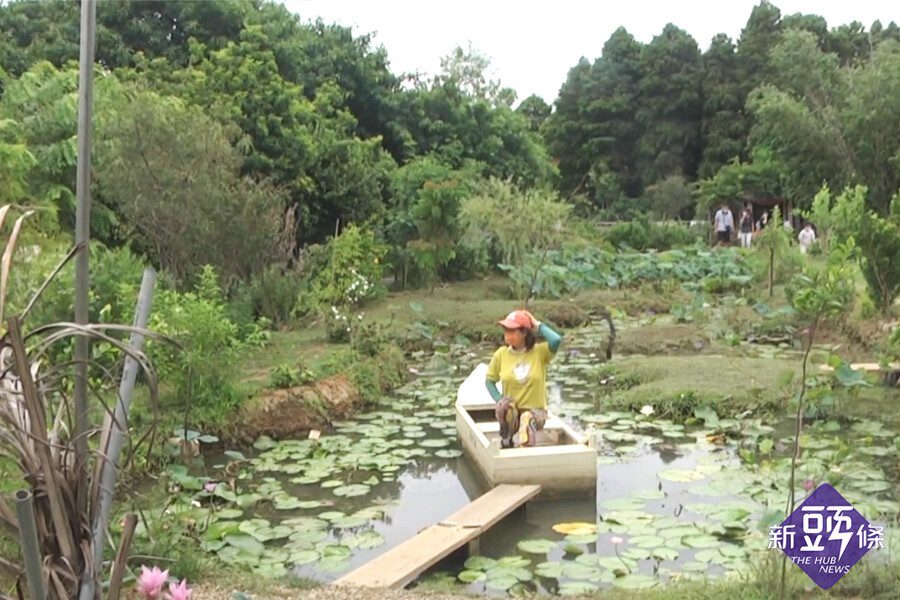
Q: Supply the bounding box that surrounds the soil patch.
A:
[615,323,710,355]
[235,375,359,441]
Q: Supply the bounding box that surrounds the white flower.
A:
[611,536,623,544]
[640,405,654,416]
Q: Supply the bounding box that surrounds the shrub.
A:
[229,263,306,327]
[300,225,387,317]
[146,267,244,425]
[602,216,699,251]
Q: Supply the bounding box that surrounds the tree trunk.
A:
[768,248,775,298]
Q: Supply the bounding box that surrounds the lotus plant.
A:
[167,579,193,600]
[137,566,169,599]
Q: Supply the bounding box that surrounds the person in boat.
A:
[485,309,562,448]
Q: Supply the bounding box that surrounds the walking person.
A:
[713,203,734,246]
[798,223,816,254]
[739,207,754,248]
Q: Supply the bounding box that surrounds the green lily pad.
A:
[534,561,564,578]
[612,574,659,589]
[681,561,710,572]
[223,534,264,556]
[651,547,679,561]
[215,509,243,520]
[622,547,651,560]
[485,575,519,591]
[289,549,320,565]
[559,582,600,595]
[333,484,371,497]
[629,535,665,548]
[658,469,705,482]
[356,530,385,549]
[496,556,532,568]
[458,570,486,583]
[683,535,721,549]
[464,556,496,571]
[517,539,558,554]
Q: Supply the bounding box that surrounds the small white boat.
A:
[455,363,597,494]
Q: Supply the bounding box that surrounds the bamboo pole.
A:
[105,514,137,600]
[14,490,46,600]
[80,269,156,600]
[73,0,97,523]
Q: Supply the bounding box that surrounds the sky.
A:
[282,0,897,104]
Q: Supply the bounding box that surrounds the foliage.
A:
[695,148,786,215]
[228,263,306,328]
[145,266,247,425]
[499,246,753,299]
[269,360,315,389]
[461,178,571,269]
[643,175,696,219]
[855,194,900,312]
[603,217,699,251]
[752,207,797,295]
[97,89,291,286]
[302,225,386,313]
[748,35,900,213]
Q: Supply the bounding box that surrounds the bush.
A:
[297,225,387,318]
[603,217,699,251]
[146,267,244,425]
[856,206,900,313]
[269,360,315,389]
[229,263,306,327]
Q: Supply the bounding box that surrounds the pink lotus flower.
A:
[137,565,169,599]
[803,478,815,493]
[166,579,192,600]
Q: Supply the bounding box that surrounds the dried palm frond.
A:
[1,206,168,599]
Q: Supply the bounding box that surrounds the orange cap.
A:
[498,310,533,330]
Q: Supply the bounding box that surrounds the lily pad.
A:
[289,549,320,565]
[658,469,706,482]
[517,539,558,554]
[223,534,264,556]
[683,534,721,549]
[458,570,486,583]
[612,574,659,589]
[464,556,496,571]
[553,522,597,535]
[356,530,385,549]
[559,582,600,595]
[651,547,679,561]
[333,484,371,497]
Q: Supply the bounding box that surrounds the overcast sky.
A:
[282,0,897,104]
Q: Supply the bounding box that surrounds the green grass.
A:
[591,355,799,417]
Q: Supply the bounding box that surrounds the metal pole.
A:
[79,269,156,600]
[15,490,46,600]
[74,0,97,519]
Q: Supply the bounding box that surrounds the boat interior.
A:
[462,406,584,447]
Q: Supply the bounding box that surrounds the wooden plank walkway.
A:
[334,483,541,589]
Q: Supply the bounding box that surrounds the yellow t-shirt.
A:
[486,342,554,410]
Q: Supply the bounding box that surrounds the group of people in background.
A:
[713,203,816,253]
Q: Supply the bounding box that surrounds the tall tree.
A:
[635,24,703,185]
[516,94,551,133]
[699,34,745,178]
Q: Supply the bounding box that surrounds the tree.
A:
[516,94,551,133]
[645,175,695,219]
[97,90,291,285]
[699,34,747,178]
[635,24,703,185]
[437,42,516,107]
[748,36,900,213]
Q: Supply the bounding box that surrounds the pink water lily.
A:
[166,579,192,600]
[803,478,815,493]
[137,565,169,599]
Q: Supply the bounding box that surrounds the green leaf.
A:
[223,534,264,556]
[517,539,557,554]
[464,556,496,571]
[612,574,659,589]
[458,570,486,583]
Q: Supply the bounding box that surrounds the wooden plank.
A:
[335,484,540,588]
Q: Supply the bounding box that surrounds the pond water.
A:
[178,321,898,594]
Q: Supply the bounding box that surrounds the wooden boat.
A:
[455,363,597,494]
